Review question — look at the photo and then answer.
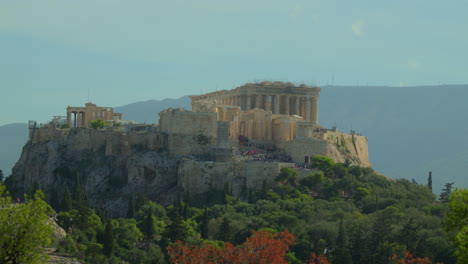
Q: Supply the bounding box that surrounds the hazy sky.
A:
[1,0,467,125]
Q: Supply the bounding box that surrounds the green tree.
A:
[216,217,232,242]
[0,184,54,264]
[60,123,70,129]
[439,182,455,203]
[300,172,325,190]
[354,187,370,202]
[200,207,209,239]
[61,187,73,212]
[427,171,433,193]
[141,210,156,244]
[333,220,352,264]
[275,167,299,187]
[90,119,109,129]
[445,188,468,262]
[0,169,4,183]
[102,220,115,258]
[310,155,336,178]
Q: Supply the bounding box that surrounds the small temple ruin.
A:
[66,102,122,128]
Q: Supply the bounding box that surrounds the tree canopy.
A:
[0,184,54,264]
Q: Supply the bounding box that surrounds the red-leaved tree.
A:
[167,229,295,264]
[305,252,331,264]
[390,251,441,264]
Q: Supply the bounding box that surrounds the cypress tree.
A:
[165,210,187,242]
[440,182,455,203]
[200,208,209,239]
[333,219,352,264]
[142,210,156,242]
[61,187,73,212]
[217,217,231,242]
[73,175,89,209]
[428,171,433,192]
[103,220,115,258]
[0,169,4,183]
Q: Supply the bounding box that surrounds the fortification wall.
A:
[178,160,293,196]
[282,138,328,164]
[159,108,217,138]
[27,125,167,157]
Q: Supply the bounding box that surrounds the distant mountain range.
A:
[2,85,467,194]
[114,96,191,123]
[0,123,28,178]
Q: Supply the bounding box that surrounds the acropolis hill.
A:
[9,82,370,215]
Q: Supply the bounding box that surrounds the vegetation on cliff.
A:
[2,157,466,263]
[0,184,54,264]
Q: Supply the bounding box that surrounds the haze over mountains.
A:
[1,85,467,194]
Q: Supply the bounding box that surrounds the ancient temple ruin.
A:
[66,102,122,128]
[185,82,321,143]
[191,82,320,123]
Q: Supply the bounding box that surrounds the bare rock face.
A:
[49,218,67,241]
[8,125,370,215]
[9,127,180,217]
[47,255,83,264]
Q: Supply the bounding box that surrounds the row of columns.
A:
[66,111,86,128]
[218,94,318,123]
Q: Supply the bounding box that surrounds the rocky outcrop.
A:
[9,124,370,215]
[323,131,370,167]
[10,126,179,217]
[47,255,83,264]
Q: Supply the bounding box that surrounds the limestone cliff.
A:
[322,131,370,167]
[8,126,292,215]
[8,123,370,215]
[9,125,179,217]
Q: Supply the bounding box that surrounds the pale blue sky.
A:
[1,0,467,125]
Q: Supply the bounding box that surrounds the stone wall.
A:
[159,108,217,137]
[282,138,328,164]
[178,160,294,196]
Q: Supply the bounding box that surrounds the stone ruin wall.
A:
[178,160,294,196]
[280,138,328,164]
[26,125,168,158]
[158,108,219,155]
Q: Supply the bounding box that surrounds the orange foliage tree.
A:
[167,229,295,264]
[305,252,331,264]
[390,251,440,264]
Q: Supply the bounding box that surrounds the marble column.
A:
[246,95,251,110]
[81,112,86,127]
[305,98,311,121]
[66,111,71,126]
[252,94,259,108]
[255,95,261,109]
[265,95,272,112]
[273,95,279,114]
[261,94,266,110]
[311,97,318,124]
[73,112,77,128]
[284,95,290,115]
[294,97,300,116]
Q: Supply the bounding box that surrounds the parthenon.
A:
[190,82,320,123]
